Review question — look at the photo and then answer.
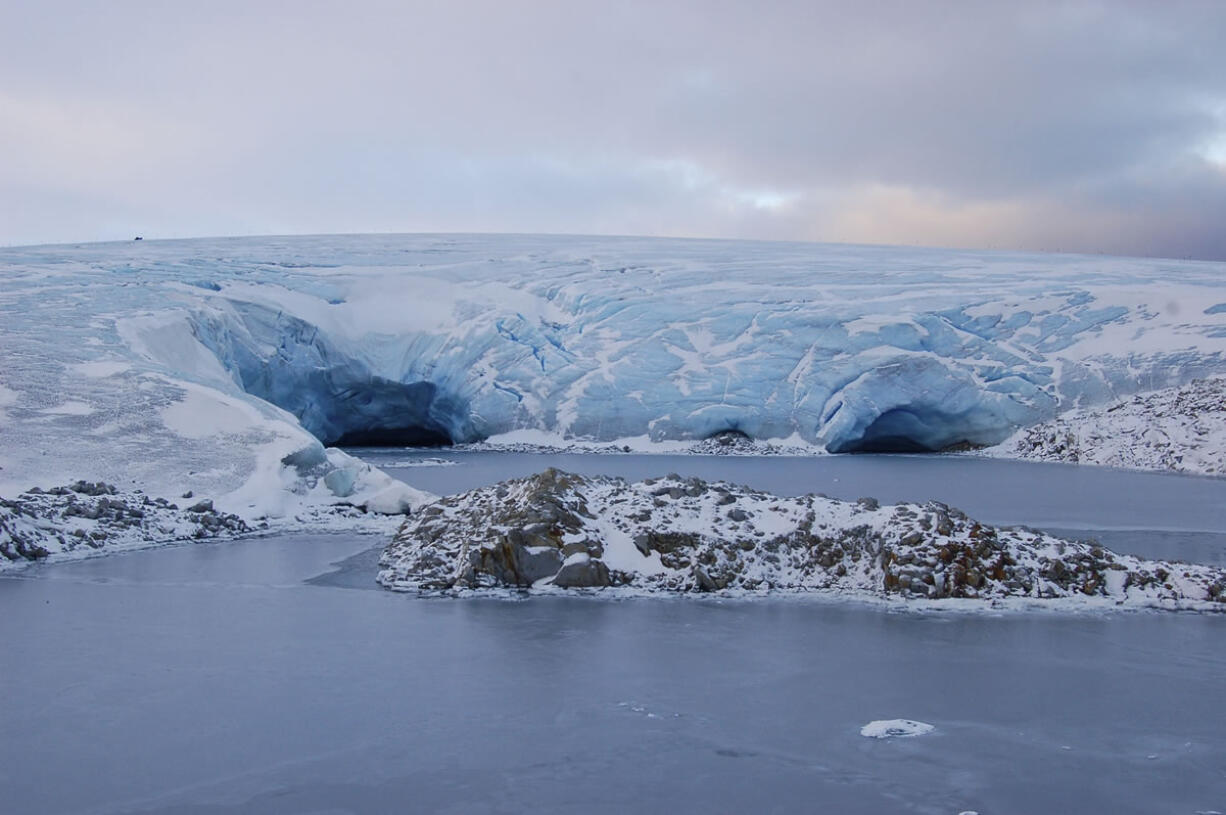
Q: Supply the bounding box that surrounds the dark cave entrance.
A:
[843,434,935,453]
[242,372,462,449]
[703,429,753,442]
[830,407,974,454]
[190,304,470,450]
[313,380,459,448]
[332,426,454,447]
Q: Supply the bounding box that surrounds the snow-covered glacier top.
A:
[2,234,1225,513]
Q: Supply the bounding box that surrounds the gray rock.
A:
[560,542,588,558]
[468,535,562,586]
[552,557,611,588]
[69,481,117,496]
[693,565,718,591]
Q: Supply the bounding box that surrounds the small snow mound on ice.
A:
[72,361,131,378]
[860,719,935,739]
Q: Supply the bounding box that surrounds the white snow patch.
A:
[72,360,131,378]
[843,314,919,337]
[116,310,234,387]
[591,513,668,577]
[860,719,935,739]
[161,383,267,439]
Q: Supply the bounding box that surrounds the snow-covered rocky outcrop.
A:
[378,469,1226,610]
[985,377,1226,476]
[0,481,250,563]
[0,462,427,565]
[3,234,1226,517]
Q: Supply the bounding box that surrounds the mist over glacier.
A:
[2,233,1225,514]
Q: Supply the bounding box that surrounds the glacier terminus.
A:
[2,233,1225,519]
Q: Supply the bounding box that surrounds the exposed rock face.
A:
[1,482,251,563]
[552,554,611,588]
[379,469,1226,609]
[380,468,593,589]
[989,376,1226,476]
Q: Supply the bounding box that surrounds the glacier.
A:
[2,233,1226,519]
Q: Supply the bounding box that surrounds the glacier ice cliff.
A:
[1,234,1225,517]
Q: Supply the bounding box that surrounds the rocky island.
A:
[379,468,1226,609]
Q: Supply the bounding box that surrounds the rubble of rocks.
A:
[685,431,811,456]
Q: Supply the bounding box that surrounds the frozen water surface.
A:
[2,455,1225,814]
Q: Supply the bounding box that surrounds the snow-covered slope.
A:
[2,233,1225,514]
[985,377,1226,476]
[379,469,1226,610]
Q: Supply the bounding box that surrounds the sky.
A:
[2,0,1225,260]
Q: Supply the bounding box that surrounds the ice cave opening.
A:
[704,429,753,442]
[270,377,461,448]
[331,425,454,448]
[830,407,976,454]
[190,306,470,448]
[232,366,462,448]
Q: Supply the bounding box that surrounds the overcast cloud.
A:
[2,0,1225,259]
